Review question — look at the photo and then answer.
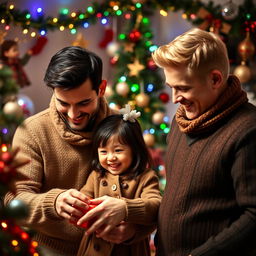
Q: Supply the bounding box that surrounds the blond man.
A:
[152,28,256,256]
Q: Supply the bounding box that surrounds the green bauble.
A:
[5,199,29,219]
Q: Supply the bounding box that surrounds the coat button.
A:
[112,184,117,191]
[121,183,129,189]
[101,180,108,186]
[94,243,100,251]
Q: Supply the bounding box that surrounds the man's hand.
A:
[76,195,126,236]
[55,189,90,220]
[97,222,136,244]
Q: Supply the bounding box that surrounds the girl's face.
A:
[98,134,133,175]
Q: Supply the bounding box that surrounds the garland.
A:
[0,0,255,38]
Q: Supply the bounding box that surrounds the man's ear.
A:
[210,70,223,89]
[99,80,107,96]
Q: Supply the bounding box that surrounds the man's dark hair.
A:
[1,40,18,61]
[90,114,152,178]
[44,46,103,92]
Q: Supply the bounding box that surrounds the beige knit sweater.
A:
[4,95,115,255]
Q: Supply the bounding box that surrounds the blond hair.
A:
[152,28,230,81]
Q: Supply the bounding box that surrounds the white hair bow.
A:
[119,104,141,123]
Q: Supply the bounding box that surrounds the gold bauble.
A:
[144,107,150,113]
[104,85,114,98]
[238,32,255,61]
[116,82,130,97]
[3,101,23,117]
[152,111,165,125]
[106,42,120,57]
[233,64,252,83]
[135,93,150,108]
[143,133,155,147]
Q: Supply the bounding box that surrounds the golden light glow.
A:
[113,5,119,11]
[182,13,188,19]
[12,240,19,246]
[160,10,168,16]
[31,241,38,247]
[1,144,7,152]
[1,221,8,229]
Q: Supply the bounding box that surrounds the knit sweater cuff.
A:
[43,189,66,220]
[123,198,145,223]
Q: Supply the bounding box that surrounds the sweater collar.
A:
[175,75,248,135]
[49,95,114,146]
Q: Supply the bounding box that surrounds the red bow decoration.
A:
[197,7,231,34]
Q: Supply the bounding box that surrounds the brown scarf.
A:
[175,75,248,135]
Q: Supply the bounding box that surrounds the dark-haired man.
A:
[5,47,151,256]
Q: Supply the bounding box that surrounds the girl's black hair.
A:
[90,114,152,178]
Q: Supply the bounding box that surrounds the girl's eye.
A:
[115,149,123,152]
[99,150,107,154]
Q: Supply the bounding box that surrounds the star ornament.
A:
[128,59,145,76]
[124,42,135,52]
[72,33,88,48]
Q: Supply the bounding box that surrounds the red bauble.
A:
[110,55,119,65]
[129,29,141,42]
[1,152,13,163]
[159,92,170,103]
[147,58,158,70]
[70,204,97,229]
[79,204,97,229]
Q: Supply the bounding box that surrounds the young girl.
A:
[0,40,31,88]
[74,104,162,256]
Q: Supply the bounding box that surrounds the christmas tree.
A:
[0,64,40,255]
[105,10,169,191]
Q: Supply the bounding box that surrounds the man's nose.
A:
[67,106,79,119]
[172,90,182,104]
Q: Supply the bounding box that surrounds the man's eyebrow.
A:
[56,97,93,104]
[165,83,190,88]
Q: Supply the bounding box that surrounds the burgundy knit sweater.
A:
[156,76,256,256]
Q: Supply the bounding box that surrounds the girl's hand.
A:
[76,195,126,236]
